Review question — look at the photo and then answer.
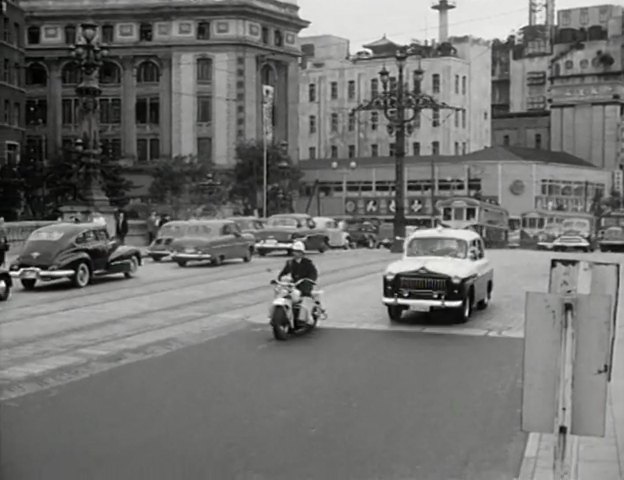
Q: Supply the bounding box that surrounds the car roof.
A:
[186,219,232,226]
[34,222,102,235]
[228,216,259,221]
[270,213,309,218]
[313,216,335,221]
[407,227,482,242]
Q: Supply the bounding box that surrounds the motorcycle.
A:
[269,278,327,341]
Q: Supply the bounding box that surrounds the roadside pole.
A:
[523,259,619,480]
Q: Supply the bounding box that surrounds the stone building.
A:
[20,0,308,184]
[0,0,26,166]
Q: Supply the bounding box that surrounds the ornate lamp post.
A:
[71,22,109,207]
[331,160,357,215]
[353,47,460,252]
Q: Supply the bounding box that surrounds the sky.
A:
[298,0,615,51]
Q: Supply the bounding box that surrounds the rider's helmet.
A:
[292,241,306,252]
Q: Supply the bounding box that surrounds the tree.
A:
[0,162,22,220]
[232,140,302,216]
[100,154,134,208]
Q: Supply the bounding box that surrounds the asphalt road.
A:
[1,248,621,480]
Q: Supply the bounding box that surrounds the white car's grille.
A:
[399,276,447,291]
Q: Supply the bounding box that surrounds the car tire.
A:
[124,256,139,278]
[72,261,91,288]
[177,260,187,267]
[453,294,472,323]
[257,249,267,257]
[211,256,223,267]
[477,283,492,310]
[387,305,404,322]
[152,256,162,262]
[0,278,10,301]
[600,246,609,252]
[318,239,329,253]
[21,279,37,291]
[243,248,252,262]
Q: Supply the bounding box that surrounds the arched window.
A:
[137,61,159,83]
[260,64,276,86]
[99,61,121,84]
[62,62,82,85]
[26,63,48,86]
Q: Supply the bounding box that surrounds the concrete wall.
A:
[492,114,550,149]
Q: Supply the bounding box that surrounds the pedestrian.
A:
[115,210,129,245]
[159,214,170,228]
[0,218,8,268]
[146,211,159,245]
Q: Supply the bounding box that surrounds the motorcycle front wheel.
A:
[271,307,290,341]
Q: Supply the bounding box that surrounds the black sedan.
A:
[9,223,142,290]
[0,268,11,301]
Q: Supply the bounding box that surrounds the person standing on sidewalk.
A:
[0,218,9,268]
[115,210,129,245]
[146,211,159,245]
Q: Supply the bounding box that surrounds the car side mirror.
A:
[468,248,478,260]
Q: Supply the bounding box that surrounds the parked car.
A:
[382,227,493,323]
[598,226,624,252]
[170,219,254,267]
[254,214,328,256]
[228,216,265,245]
[345,220,379,249]
[376,222,395,249]
[0,268,11,301]
[313,216,350,249]
[147,220,190,262]
[9,223,142,290]
[536,223,563,250]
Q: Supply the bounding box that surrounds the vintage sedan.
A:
[313,216,350,249]
[0,268,11,301]
[228,216,265,242]
[344,219,379,249]
[9,223,142,290]
[382,227,493,323]
[254,214,328,256]
[147,220,190,262]
[169,219,255,267]
[598,226,624,252]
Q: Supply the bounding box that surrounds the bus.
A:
[436,197,509,247]
[520,210,594,249]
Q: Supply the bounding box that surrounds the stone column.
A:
[158,55,172,158]
[47,60,63,157]
[285,60,299,162]
[121,56,137,159]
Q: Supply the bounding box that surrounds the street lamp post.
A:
[71,22,109,207]
[353,48,460,252]
[331,160,357,215]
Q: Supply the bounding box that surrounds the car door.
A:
[230,222,247,256]
[220,223,237,259]
[82,228,108,271]
[470,238,490,301]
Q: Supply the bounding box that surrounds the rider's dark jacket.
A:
[278,257,318,296]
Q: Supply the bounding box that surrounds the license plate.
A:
[266,239,277,245]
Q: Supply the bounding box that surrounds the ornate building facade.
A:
[21,0,308,174]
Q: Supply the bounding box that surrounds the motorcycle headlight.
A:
[451,276,462,284]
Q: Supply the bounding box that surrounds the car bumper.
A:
[148,250,172,258]
[382,297,462,309]
[10,267,75,281]
[553,241,590,249]
[536,242,554,249]
[255,241,294,250]
[171,253,213,261]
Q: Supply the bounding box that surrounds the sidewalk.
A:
[518,284,624,480]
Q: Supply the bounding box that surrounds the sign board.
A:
[345,196,433,216]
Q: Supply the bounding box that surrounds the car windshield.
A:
[605,228,623,239]
[186,225,215,236]
[28,230,64,242]
[406,237,468,258]
[234,220,255,231]
[159,224,188,238]
[267,217,299,228]
[562,219,589,231]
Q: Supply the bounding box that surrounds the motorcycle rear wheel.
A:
[271,307,290,341]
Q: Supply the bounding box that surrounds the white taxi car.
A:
[382,227,493,323]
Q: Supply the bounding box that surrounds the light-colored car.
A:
[598,226,624,252]
[254,214,328,256]
[382,227,493,323]
[147,221,190,261]
[313,217,350,249]
[170,219,255,267]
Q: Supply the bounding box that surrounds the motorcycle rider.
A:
[277,241,318,323]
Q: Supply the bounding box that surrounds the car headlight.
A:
[384,272,395,281]
[451,276,462,284]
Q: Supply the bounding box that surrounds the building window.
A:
[274,30,283,47]
[308,147,316,159]
[261,26,269,44]
[61,98,79,125]
[139,23,153,41]
[99,62,121,84]
[371,78,378,96]
[6,142,19,165]
[136,137,160,163]
[62,62,82,84]
[25,137,44,163]
[197,137,212,163]
[27,26,41,44]
[26,63,48,86]
[308,83,316,102]
[462,142,466,155]
[432,74,440,93]
[348,145,355,158]
[330,146,338,158]
[503,135,510,146]
[454,110,459,128]
[197,58,212,85]
[462,109,466,128]
[197,96,212,123]
[461,76,466,95]
[2,59,8,83]
[348,112,355,131]
[100,98,122,124]
[330,81,338,100]
[309,115,316,134]
[101,138,122,159]
[3,101,10,124]
[371,111,378,130]
[535,133,542,149]
[64,25,76,44]
[26,99,47,125]
[348,80,356,100]
[389,143,396,157]
[371,144,378,157]
[432,141,440,155]
[432,108,440,127]
[197,21,210,39]
[12,62,19,85]
[135,97,159,125]
[13,102,20,126]
[454,74,459,94]
[413,142,420,155]
[102,24,114,43]
[564,60,573,70]
[330,113,338,132]
[3,18,11,43]
[454,142,459,155]
[137,61,159,83]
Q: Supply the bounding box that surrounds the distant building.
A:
[0,0,26,166]
[20,0,308,188]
